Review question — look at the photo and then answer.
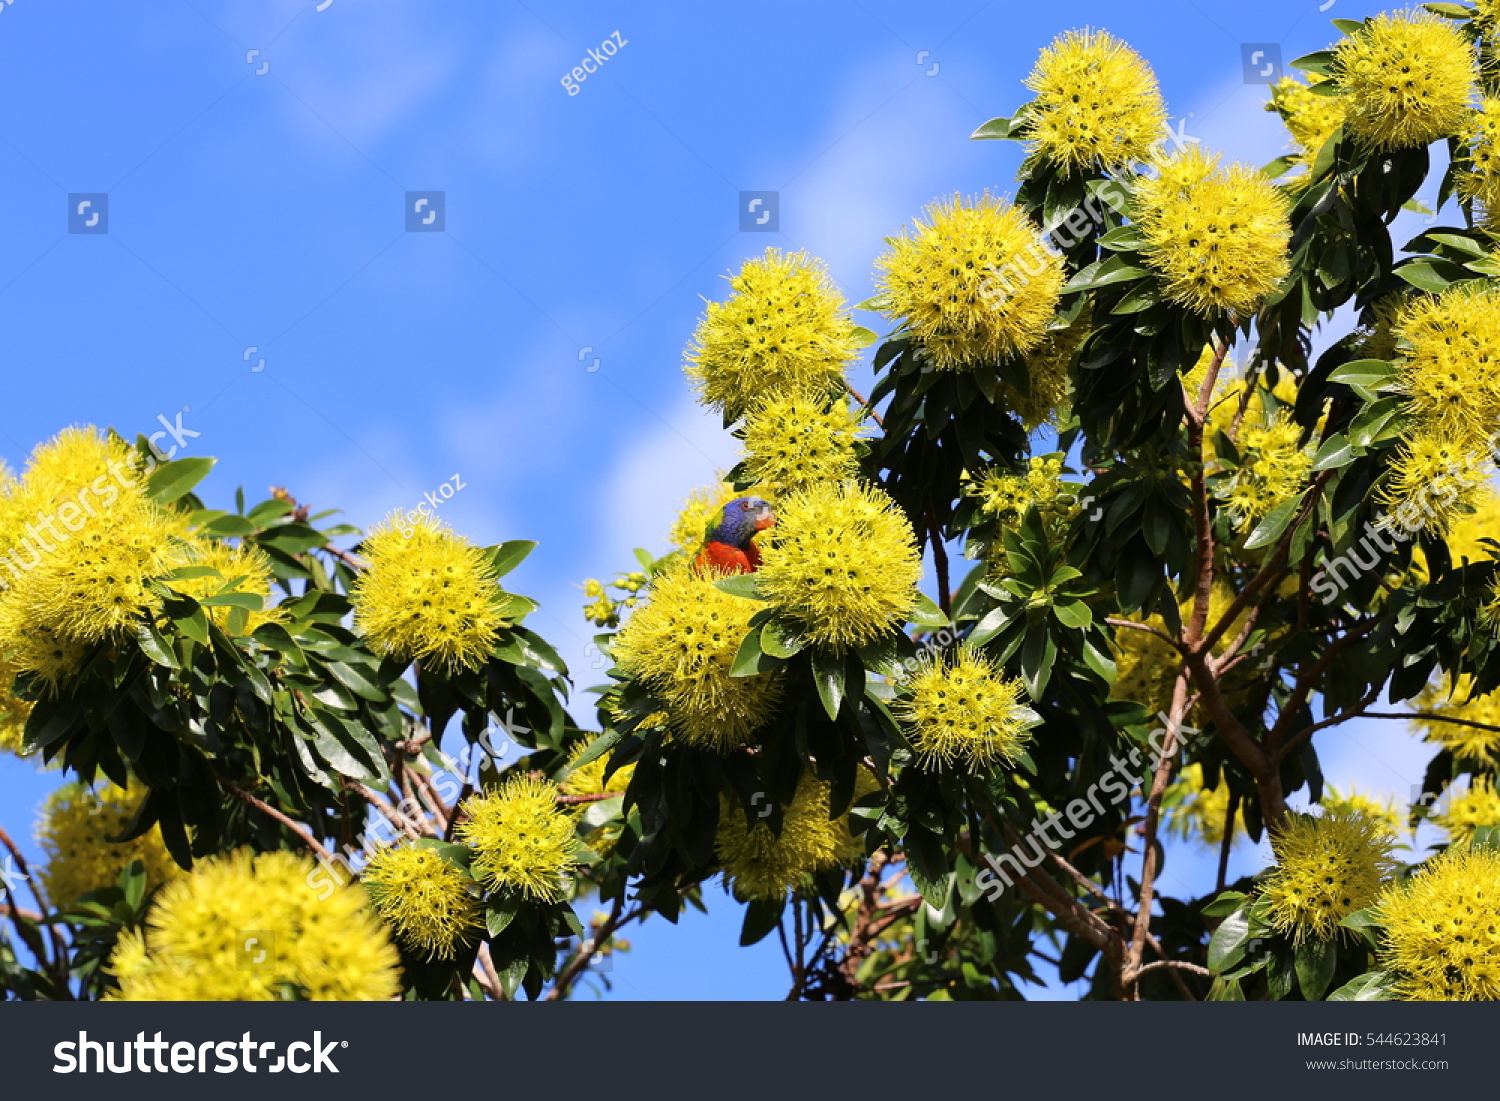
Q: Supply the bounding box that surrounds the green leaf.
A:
[1295,938,1337,1000]
[1327,970,1395,1001]
[1053,600,1092,630]
[488,540,536,578]
[740,896,785,946]
[713,574,765,600]
[146,457,215,503]
[760,617,805,659]
[1207,906,1253,972]
[1290,49,1337,76]
[199,592,263,610]
[849,325,879,348]
[812,646,846,720]
[1394,258,1471,294]
[1310,432,1358,472]
[1347,395,1404,448]
[969,115,1012,140]
[729,624,780,677]
[486,898,520,937]
[1338,905,1384,948]
[1327,358,1396,399]
[910,591,949,630]
[1202,890,1249,918]
[135,621,178,668]
[1243,496,1302,550]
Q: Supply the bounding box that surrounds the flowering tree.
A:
[5,4,1500,1003]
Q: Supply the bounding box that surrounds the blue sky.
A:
[0,0,1439,1000]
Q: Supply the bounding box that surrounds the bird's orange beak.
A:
[755,510,776,532]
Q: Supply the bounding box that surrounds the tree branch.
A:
[216,773,333,863]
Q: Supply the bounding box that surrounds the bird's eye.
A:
[740,502,751,510]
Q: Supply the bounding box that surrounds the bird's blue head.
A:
[706,496,775,548]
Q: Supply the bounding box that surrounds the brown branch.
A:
[1124,670,1191,999]
[216,773,333,862]
[555,792,625,807]
[1216,789,1240,895]
[474,942,505,1001]
[1106,618,1184,649]
[346,781,426,840]
[1266,619,1378,760]
[544,894,635,1001]
[844,381,886,429]
[1133,959,1212,980]
[1276,685,1383,764]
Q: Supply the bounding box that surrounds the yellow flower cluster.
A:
[1135,147,1291,317]
[1265,73,1348,173]
[458,774,579,903]
[895,647,1035,771]
[168,538,281,635]
[1458,97,1500,221]
[1022,28,1167,172]
[1333,10,1475,151]
[558,740,636,855]
[1378,847,1500,1000]
[362,843,482,960]
[1220,415,1312,525]
[1446,486,1500,565]
[1434,775,1500,847]
[1111,584,1251,720]
[1411,675,1500,766]
[685,249,860,421]
[580,572,647,630]
[1006,321,1085,430]
[352,512,507,673]
[875,195,1063,370]
[1260,811,1396,944]
[757,481,921,651]
[0,428,188,693]
[715,770,867,900]
[108,849,401,1001]
[1385,285,1500,531]
[968,455,1077,529]
[611,563,782,750]
[0,658,30,756]
[36,782,179,907]
[739,394,863,496]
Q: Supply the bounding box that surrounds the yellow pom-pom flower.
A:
[108,848,401,1001]
[167,538,281,635]
[1380,427,1489,535]
[352,512,507,673]
[1458,97,1500,221]
[1260,811,1396,943]
[362,843,482,960]
[1391,283,1500,442]
[1163,763,1234,846]
[1221,415,1312,526]
[1333,10,1475,151]
[458,774,578,903]
[716,770,862,900]
[1378,846,1500,1000]
[740,394,863,496]
[685,249,860,421]
[1434,775,1500,847]
[1136,146,1291,317]
[1007,321,1084,430]
[875,194,1063,370]
[1445,485,1500,565]
[1412,675,1500,766]
[612,563,781,750]
[1266,73,1348,171]
[36,782,179,907]
[1022,28,1167,172]
[756,481,921,651]
[968,455,1079,531]
[894,647,1036,771]
[558,741,636,855]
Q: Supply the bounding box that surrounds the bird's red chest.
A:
[695,541,758,575]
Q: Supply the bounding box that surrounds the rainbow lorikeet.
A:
[694,496,775,574]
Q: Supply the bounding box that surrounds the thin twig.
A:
[215,773,333,862]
